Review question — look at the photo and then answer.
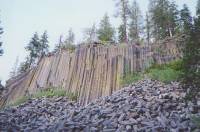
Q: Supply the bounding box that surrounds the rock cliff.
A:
[0,36,184,107]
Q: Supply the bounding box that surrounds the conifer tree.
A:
[18,57,31,74]
[182,2,200,100]
[65,28,75,45]
[129,0,143,42]
[115,0,130,43]
[97,13,115,42]
[40,31,49,55]
[149,0,179,39]
[84,24,97,43]
[25,32,41,66]
[197,0,200,15]
[180,4,192,33]
[118,24,126,43]
[145,12,152,45]
[10,56,19,78]
[0,19,3,56]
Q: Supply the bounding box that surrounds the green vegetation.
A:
[0,17,3,56]
[182,2,200,100]
[63,44,76,53]
[10,88,78,106]
[146,60,183,83]
[32,88,67,98]
[120,72,143,86]
[191,116,200,129]
[10,96,30,107]
[120,60,183,86]
[147,67,182,83]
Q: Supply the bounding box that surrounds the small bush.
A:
[120,72,143,86]
[33,88,66,98]
[147,68,182,83]
[10,96,30,106]
[191,116,200,129]
[165,60,183,71]
[63,44,76,53]
[11,88,78,106]
[145,60,183,83]
[66,92,78,101]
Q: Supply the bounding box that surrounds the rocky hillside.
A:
[1,36,184,107]
[1,79,199,131]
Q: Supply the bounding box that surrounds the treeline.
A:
[7,0,198,73]
[1,0,200,100]
[182,0,200,100]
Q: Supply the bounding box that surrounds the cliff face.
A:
[1,36,184,107]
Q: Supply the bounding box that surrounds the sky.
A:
[0,0,197,84]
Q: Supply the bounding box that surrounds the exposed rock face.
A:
[1,36,184,106]
[0,79,199,131]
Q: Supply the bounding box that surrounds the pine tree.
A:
[182,3,200,100]
[10,56,19,78]
[25,32,41,66]
[84,24,97,43]
[54,35,63,52]
[0,19,3,56]
[129,0,143,42]
[197,0,200,16]
[40,31,49,55]
[118,24,126,43]
[145,12,152,45]
[180,4,192,33]
[115,0,130,43]
[97,13,115,42]
[18,57,31,74]
[167,1,179,36]
[65,28,75,45]
[149,0,179,39]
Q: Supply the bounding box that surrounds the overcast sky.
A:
[0,0,197,84]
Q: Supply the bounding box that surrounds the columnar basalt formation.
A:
[0,36,185,107]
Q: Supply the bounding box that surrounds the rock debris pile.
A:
[0,79,200,132]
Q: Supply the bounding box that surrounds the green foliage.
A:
[191,116,200,129]
[147,67,182,83]
[165,60,183,71]
[129,0,143,41]
[180,4,192,33]
[197,0,200,16]
[97,13,115,42]
[120,72,143,86]
[64,28,75,45]
[149,0,179,39]
[145,60,183,83]
[63,44,76,53]
[22,31,49,72]
[40,31,49,55]
[182,14,200,100]
[118,24,127,43]
[115,0,129,43]
[0,18,3,56]
[33,88,67,98]
[10,96,30,107]
[120,60,183,86]
[11,88,78,106]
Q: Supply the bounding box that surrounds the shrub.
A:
[10,88,78,106]
[165,60,183,71]
[145,60,183,83]
[147,68,182,83]
[10,96,30,106]
[63,44,76,53]
[191,116,200,129]
[120,72,143,86]
[33,88,66,98]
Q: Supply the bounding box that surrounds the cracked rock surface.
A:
[1,79,200,132]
